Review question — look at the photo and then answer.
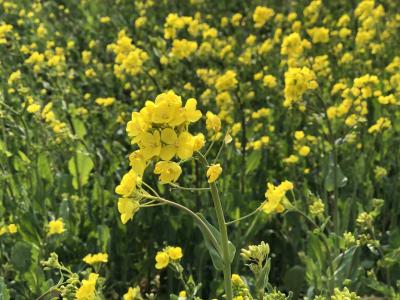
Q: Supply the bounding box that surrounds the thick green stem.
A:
[209,181,233,300]
[197,151,233,299]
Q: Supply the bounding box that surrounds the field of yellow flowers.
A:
[1,0,400,299]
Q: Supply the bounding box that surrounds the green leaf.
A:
[37,153,53,183]
[68,146,94,190]
[11,241,32,273]
[72,117,87,139]
[0,277,10,300]
[333,246,360,284]
[196,214,236,270]
[324,155,347,192]
[18,151,31,163]
[97,225,110,252]
[0,141,12,157]
[246,150,261,174]
[283,265,305,298]
[18,213,41,246]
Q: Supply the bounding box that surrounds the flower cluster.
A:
[262,181,294,214]
[171,39,198,59]
[83,253,109,265]
[155,246,183,269]
[107,30,149,80]
[253,6,275,28]
[284,67,318,107]
[47,218,66,236]
[0,223,17,236]
[115,91,204,224]
[75,273,99,300]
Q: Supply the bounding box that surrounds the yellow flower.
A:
[27,103,41,113]
[215,70,238,92]
[193,133,205,151]
[284,67,318,107]
[155,251,170,269]
[100,16,111,23]
[206,111,221,132]
[253,6,275,28]
[178,290,187,299]
[8,70,21,85]
[231,13,243,26]
[294,131,305,140]
[262,181,294,214]
[48,218,65,236]
[154,161,182,183]
[307,27,330,43]
[95,97,115,106]
[123,286,141,300]
[83,253,108,265]
[258,39,273,55]
[368,117,391,134]
[135,16,147,29]
[207,164,222,183]
[283,154,299,164]
[75,273,98,300]
[118,198,140,224]
[7,224,17,234]
[115,169,138,197]
[298,145,310,156]
[263,75,277,88]
[171,39,198,59]
[166,246,183,260]
[152,91,182,125]
[159,129,195,161]
[231,274,244,285]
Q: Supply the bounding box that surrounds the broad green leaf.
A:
[196,213,236,270]
[11,241,32,273]
[283,265,305,298]
[72,117,87,139]
[68,147,94,190]
[18,213,41,246]
[324,155,347,192]
[246,150,261,175]
[37,152,53,183]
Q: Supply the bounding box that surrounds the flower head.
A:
[154,161,182,183]
[155,251,170,269]
[83,253,108,265]
[48,219,65,236]
[207,164,223,183]
[262,181,294,213]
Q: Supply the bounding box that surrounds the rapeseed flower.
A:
[207,164,222,183]
[48,218,65,236]
[262,181,294,214]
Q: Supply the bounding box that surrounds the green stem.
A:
[209,181,233,300]
[226,207,261,225]
[168,182,210,192]
[197,151,233,300]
